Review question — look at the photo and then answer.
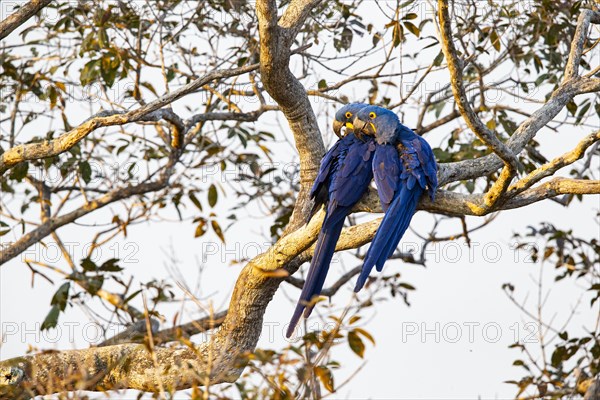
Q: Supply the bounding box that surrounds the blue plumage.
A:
[287,103,374,338]
[352,106,438,292]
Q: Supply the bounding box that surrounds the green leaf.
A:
[348,330,366,358]
[433,50,444,67]
[51,282,70,311]
[48,85,58,109]
[189,193,203,212]
[98,28,110,48]
[100,54,119,87]
[392,21,404,47]
[354,327,376,345]
[403,21,420,37]
[490,30,501,51]
[81,257,97,272]
[551,346,566,367]
[208,184,218,207]
[41,305,60,331]
[575,101,591,124]
[195,218,207,238]
[372,32,381,47]
[79,161,92,184]
[465,180,475,194]
[318,79,327,90]
[87,275,104,295]
[558,331,568,340]
[534,73,549,86]
[314,366,335,392]
[80,59,100,86]
[211,220,225,243]
[9,162,29,182]
[337,27,353,51]
[123,289,143,304]
[99,258,122,272]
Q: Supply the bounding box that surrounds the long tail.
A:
[375,186,422,271]
[286,207,348,338]
[354,186,422,292]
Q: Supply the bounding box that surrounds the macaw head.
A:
[353,105,400,144]
[332,103,368,138]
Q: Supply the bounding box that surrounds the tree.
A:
[0,0,599,398]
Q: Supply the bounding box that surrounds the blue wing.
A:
[287,135,375,337]
[306,139,346,223]
[412,136,438,201]
[371,145,400,212]
[354,138,433,292]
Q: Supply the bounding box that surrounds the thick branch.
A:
[437,0,519,171]
[508,130,600,196]
[0,342,239,399]
[564,10,600,80]
[257,0,325,232]
[0,0,51,41]
[439,9,600,186]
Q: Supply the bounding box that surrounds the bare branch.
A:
[437,0,519,171]
[584,375,600,400]
[257,0,325,232]
[438,9,600,188]
[0,0,52,41]
[564,10,600,81]
[502,178,600,210]
[508,130,600,196]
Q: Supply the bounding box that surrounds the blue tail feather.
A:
[354,186,422,292]
[286,207,349,338]
[375,187,421,271]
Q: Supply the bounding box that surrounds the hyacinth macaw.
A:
[352,105,438,292]
[286,103,375,338]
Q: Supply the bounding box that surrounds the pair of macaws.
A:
[286,103,438,338]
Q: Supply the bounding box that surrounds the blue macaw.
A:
[287,103,376,338]
[352,106,438,292]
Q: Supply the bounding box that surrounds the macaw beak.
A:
[332,119,344,139]
[353,118,368,136]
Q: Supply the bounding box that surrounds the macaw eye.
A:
[345,111,352,119]
[369,112,376,119]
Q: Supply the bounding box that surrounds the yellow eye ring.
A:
[345,111,352,119]
[369,112,376,119]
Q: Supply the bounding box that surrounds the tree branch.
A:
[0,0,51,41]
[437,0,519,173]
[507,130,600,197]
[257,0,326,232]
[0,62,259,175]
[0,152,180,265]
[564,10,600,81]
